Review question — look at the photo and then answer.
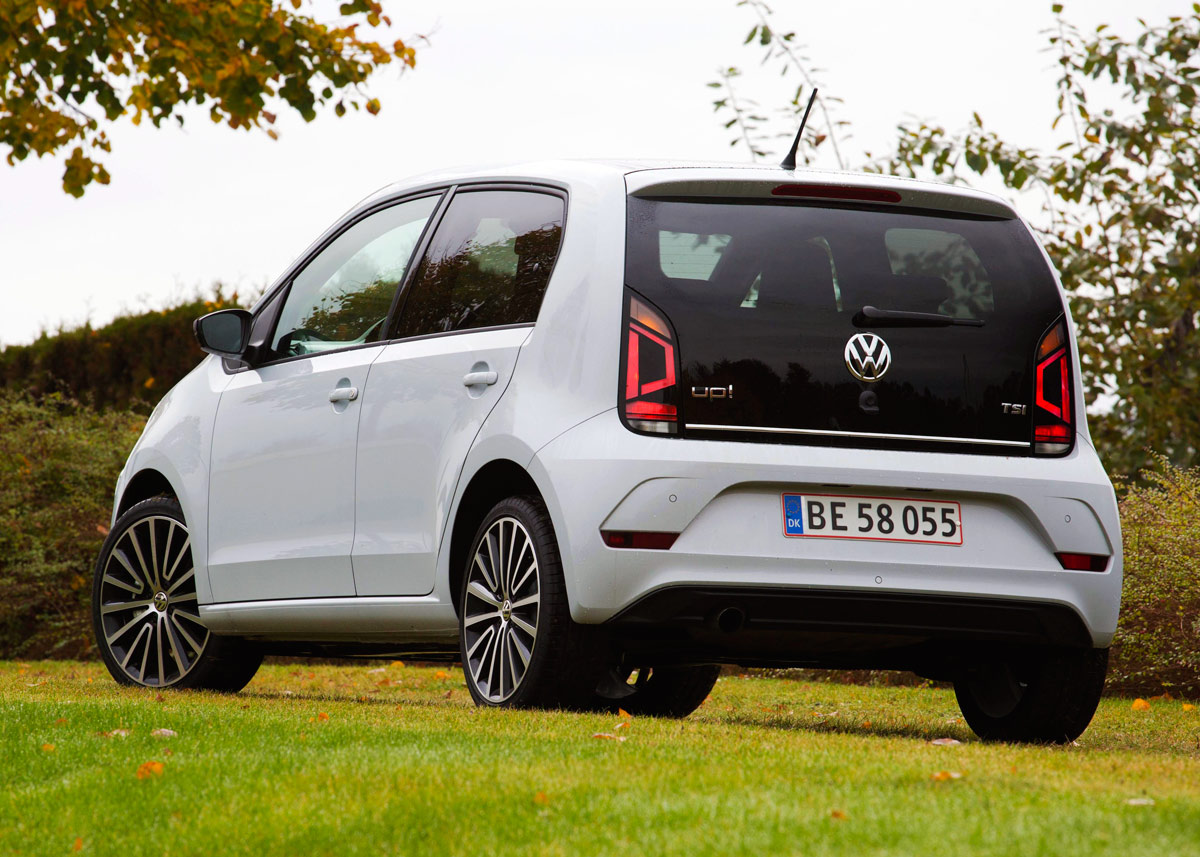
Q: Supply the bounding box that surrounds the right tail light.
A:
[1032,320,1074,455]
[620,290,681,435]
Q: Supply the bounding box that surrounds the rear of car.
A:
[530,167,1121,742]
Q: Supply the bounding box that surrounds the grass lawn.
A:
[2,661,1198,856]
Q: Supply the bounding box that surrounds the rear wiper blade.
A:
[852,305,985,328]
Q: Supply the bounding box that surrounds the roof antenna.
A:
[780,87,819,171]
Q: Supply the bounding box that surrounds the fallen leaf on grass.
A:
[54,718,67,725]
[151,729,177,738]
[1126,797,1155,806]
[1150,692,1173,701]
[376,679,392,687]
[443,690,453,699]
[434,670,449,680]
[368,667,386,675]
[391,661,405,668]
[931,770,964,781]
[533,791,550,805]
[41,743,55,752]
[135,761,164,779]
[830,810,847,820]
[1183,703,1196,712]
[930,738,962,746]
[100,729,130,739]
[618,708,632,720]
[592,733,626,742]
[317,712,330,722]
[1131,698,1151,711]
[73,837,83,852]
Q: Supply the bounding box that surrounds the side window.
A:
[884,227,995,318]
[395,190,565,338]
[271,194,440,358]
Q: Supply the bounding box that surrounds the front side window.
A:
[395,189,565,339]
[272,194,440,358]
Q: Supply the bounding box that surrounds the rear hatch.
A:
[623,187,1068,455]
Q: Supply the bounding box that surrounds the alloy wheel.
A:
[462,516,541,703]
[97,515,209,686]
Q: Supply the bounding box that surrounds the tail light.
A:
[1032,320,1074,455]
[620,290,681,435]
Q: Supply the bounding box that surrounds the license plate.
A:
[782,493,963,545]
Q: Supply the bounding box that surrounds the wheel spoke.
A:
[102,599,154,615]
[110,549,146,593]
[467,581,502,608]
[137,622,152,681]
[510,593,539,610]
[472,553,497,595]
[169,612,206,654]
[164,524,189,582]
[127,525,155,591]
[510,542,535,594]
[505,522,519,599]
[170,592,198,603]
[119,624,151,670]
[163,614,188,676]
[496,522,507,599]
[155,614,167,686]
[106,608,152,645]
[509,614,537,637]
[485,532,499,596]
[102,572,140,596]
[464,609,501,628]
[510,628,532,668]
[149,519,160,588]
[166,566,194,596]
[470,626,497,685]
[504,628,519,692]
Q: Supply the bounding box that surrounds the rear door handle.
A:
[329,386,359,403]
[462,371,498,387]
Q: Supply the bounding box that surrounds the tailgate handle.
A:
[462,370,498,387]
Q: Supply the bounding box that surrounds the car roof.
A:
[359,159,1019,220]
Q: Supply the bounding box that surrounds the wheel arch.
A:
[117,468,177,517]
[447,459,542,618]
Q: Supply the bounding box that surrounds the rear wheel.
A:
[594,665,720,718]
[459,495,604,709]
[954,647,1108,743]
[92,497,261,692]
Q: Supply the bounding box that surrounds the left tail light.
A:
[620,290,681,435]
[1032,320,1074,456]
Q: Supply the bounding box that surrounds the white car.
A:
[92,160,1122,742]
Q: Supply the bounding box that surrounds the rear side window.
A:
[395,189,565,338]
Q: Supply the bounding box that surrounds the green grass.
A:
[3,662,1199,856]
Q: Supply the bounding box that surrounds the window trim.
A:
[225,188,451,373]
[384,181,570,343]
[225,180,569,373]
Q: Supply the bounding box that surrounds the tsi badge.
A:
[692,385,733,399]
[844,333,891,382]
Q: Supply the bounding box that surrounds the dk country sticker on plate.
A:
[782,493,963,546]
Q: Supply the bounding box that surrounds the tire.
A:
[458,495,604,709]
[92,496,262,692]
[954,647,1109,744]
[593,665,720,718]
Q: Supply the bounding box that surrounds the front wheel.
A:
[954,647,1109,743]
[92,496,261,692]
[459,495,603,709]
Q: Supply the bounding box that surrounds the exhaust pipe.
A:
[712,606,746,634]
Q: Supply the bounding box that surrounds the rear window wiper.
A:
[852,306,985,328]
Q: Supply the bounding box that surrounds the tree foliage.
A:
[1,0,420,196]
[711,3,1200,477]
[869,6,1200,477]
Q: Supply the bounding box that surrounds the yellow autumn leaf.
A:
[41,743,55,752]
[72,837,83,852]
[434,670,449,679]
[317,712,330,722]
[931,770,964,781]
[830,809,847,820]
[533,791,550,806]
[1131,698,1151,711]
[1183,703,1196,712]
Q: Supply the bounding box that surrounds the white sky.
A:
[0,0,1179,346]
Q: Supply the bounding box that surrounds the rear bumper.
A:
[529,409,1122,648]
[604,585,1093,671]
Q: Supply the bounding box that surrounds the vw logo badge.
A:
[844,333,892,382]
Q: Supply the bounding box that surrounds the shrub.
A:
[0,397,142,658]
[0,287,243,412]
[1108,456,1200,697]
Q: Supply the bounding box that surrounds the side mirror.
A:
[194,309,252,359]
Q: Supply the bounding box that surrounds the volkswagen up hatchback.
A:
[93,161,1121,742]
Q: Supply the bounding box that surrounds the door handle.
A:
[329,386,359,403]
[462,371,498,387]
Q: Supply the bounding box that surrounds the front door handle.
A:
[462,371,498,387]
[329,386,359,403]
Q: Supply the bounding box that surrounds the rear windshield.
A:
[625,197,1064,453]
